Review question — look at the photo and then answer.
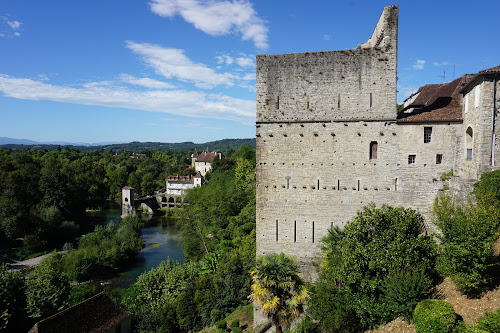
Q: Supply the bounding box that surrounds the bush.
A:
[323,204,437,328]
[229,319,240,328]
[434,194,499,296]
[413,299,460,333]
[306,282,359,332]
[231,327,242,333]
[380,265,433,321]
[474,307,500,332]
[215,319,227,329]
[67,283,96,307]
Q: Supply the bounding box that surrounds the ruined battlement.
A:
[256,6,398,123]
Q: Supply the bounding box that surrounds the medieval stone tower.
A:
[255,5,488,279]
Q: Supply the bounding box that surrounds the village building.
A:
[191,150,222,176]
[165,173,202,196]
[255,5,499,283]
[29,293,132,333]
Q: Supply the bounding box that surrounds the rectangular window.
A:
[467,149,473,160]
[424,127,432,143]
[370,141,378,159]
[408,155,416,164]
[474,85,480,108]
[436,154,443,164]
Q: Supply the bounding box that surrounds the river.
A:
[88,209,184,289]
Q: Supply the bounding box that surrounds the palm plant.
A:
[250,253,309,333]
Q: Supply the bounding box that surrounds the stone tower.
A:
[121,186,135,217]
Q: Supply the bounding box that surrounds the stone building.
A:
[255,5,499,280]
[166,173,202,196]
[191,150,222,176]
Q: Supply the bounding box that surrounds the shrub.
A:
[231,327,242,333]
[229,319,240,328]
[67,283,96,307]
[413,299,460,333]
[324,204,437,328]
[215,319,227,329]
[434,194,499,296]
[380,265,433,321]
[306,282,359,333]
[474,307,500,332]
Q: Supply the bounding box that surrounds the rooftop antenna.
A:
[438,70,446,82]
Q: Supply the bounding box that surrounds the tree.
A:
[250,253,309,333]
[322,204,437,328]
[26,253,71,319]
[0,264,27,332]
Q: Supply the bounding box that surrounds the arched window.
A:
[466,127,473,160]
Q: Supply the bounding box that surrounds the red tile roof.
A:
[195,151,219,163]
[398,76,469,123]
[29,293,132,333]
[479,65,500,73]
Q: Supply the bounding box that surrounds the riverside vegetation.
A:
[1,145,499,333]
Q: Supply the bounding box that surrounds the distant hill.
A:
[0,138,256,153]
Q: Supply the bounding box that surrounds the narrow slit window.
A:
[312,221,315,243]
[338,94,341,108]
[436,154,443,164]
[395,178,398,191]
[276,220,278,242]
[357,180,360,191]
[286,176,290,189]
[294,221,297,243]
[276,96,280,109]
[424,127,432,143]
[370,141,378,160]
[408,155,416,164]
[317,179,320,190]
[337,179,340,191]
[307,96,310,110]
[370,93,373,108]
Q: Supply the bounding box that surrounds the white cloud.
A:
[412,59,425,70]
[216,55,234,65]
[236,56,254,68]
[149,0,268,49]
[0,74,255,124]
[323,34,331,41]
[119,74,176,89]
[126,41,236,89]
[7,20,21,30]
[433,61,449,67]
[1,17,22,38]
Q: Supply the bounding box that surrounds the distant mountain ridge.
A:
[0,137,256,152]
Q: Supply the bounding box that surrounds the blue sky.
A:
[0,0,498,144]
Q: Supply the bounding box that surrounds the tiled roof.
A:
[122,186,134,190]
[166,175,195,183]
[479,65,500,73]
[398,77,466,123]
[29,293,132,333]
[196,151,218,163]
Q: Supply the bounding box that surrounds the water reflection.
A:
[88,210,185,288]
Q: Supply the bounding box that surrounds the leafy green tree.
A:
[0,264,27,332]
[250,253,309,333]
[434,194,499,296]
[322,204,437,328]
[26,253,71,319]
[67,283,97,307]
